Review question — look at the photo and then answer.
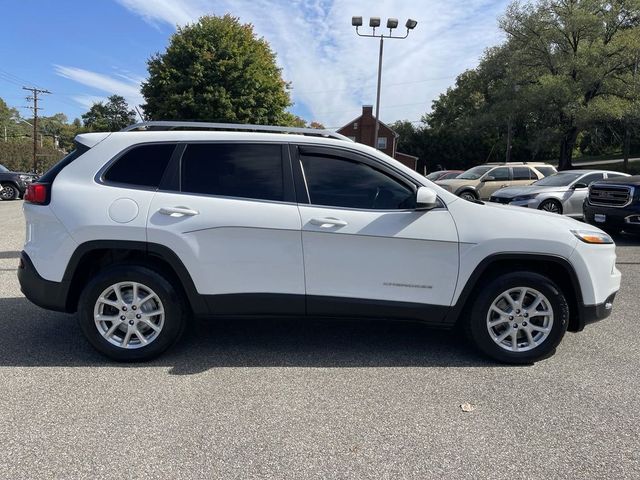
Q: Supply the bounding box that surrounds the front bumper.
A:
[17,251,71,312]
[575,293,616,331]
[583,202,640,233]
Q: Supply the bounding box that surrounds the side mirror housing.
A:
[416,186,438,210]
[572,183,588,190]
[483,175,495,182]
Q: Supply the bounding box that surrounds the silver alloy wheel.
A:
[540,200,561,214]
[460,192,477,202]
[0,185,16,200]
[93,282,165,349]
[486,287,554,352]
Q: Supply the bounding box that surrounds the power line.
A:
[22,86,51,173]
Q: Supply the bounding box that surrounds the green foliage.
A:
[412,0,640,171]
[141,14,292,125]
[81,95,137,132]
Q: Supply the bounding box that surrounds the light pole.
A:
[352,16,417,150]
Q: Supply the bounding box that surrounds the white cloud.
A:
[54,64,144,110]
[94,0,510,127]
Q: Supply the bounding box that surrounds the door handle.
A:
[309,217,348,227]
[501,184,509,188]
[159,206,199,217]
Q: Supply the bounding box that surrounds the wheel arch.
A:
[446,253,584,332]
[0,180,21,198]
[63,240,207,316]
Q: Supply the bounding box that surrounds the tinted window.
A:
[579,173,605,186]
[536,166,556,177]
[181,143,283,201]
[301,155,415,209]
[104,143,175,188]
[488,167,510,181]
[0,164,9,173]
[513,167,532,180]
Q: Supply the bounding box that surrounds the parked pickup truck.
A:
[0,164,38,200]
[584,175,640,234]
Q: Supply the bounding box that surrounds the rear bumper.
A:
[17,251,71,312]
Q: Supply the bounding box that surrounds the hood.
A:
[592,175,640,186]
[492,185,567,198]
[436,178,479,190]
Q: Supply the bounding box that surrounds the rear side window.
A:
[180,143,284,201]
[104,143,176,188]
[513,167,532,180]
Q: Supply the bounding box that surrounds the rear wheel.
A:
[78,265,186,361]
[465,271,569,364]
[538,199,562,214]
[0,183,18,200]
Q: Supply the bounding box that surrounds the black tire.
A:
[0,183,18,201]
[538,199,563,215]
[78,265,186,361]
[459,190,478,202]
[464,271,569,364]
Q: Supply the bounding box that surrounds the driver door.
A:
[477,166,511,199]
[293,145,459,321]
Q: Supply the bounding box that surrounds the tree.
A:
[81,95,137,132]
[141,14,292,125]
[501,0,640,169]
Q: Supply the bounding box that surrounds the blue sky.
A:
[0,0,509,128]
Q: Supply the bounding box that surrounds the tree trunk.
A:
[558,126,579,171]
[623,126,631,173]
[505,114,514,163]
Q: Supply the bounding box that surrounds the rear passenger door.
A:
[147,142,305,315]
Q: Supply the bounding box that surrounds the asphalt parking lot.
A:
[0,199,639,480]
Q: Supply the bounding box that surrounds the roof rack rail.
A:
[120,121,352,142]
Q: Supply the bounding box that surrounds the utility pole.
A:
[22,86,51,173]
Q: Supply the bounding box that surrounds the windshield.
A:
[0,164,9,173]
[458,166,492,180]
[533,172,583,187]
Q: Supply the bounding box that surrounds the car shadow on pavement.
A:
[0,297,500,374]
[0,250,20,259]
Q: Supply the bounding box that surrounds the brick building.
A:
[337,105,418,170]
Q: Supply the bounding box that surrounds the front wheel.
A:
[538,199,563,214]
[78,265,186,361]
[465,272,569,364]
[459,191,478,202]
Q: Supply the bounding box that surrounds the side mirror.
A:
[483,175,495,182]
[572,183,588,190]
[416,186,438,210]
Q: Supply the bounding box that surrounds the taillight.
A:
[24,183,49,205]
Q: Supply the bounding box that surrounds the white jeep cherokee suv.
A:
[18,122,621,363]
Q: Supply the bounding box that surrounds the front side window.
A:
[104,143,176,188]
[488,167,510,181]
[578,173,605,186]
[300,154,415,210]
[181,143,284,201]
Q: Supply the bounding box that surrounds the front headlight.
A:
[571,230,614,245]
[513,194,537,202]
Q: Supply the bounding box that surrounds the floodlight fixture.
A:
[386,18,398,29]
[369,17,381,28]
[352,16,363,27]
[405,18,418,30]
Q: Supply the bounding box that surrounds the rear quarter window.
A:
[103,143,176,188]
